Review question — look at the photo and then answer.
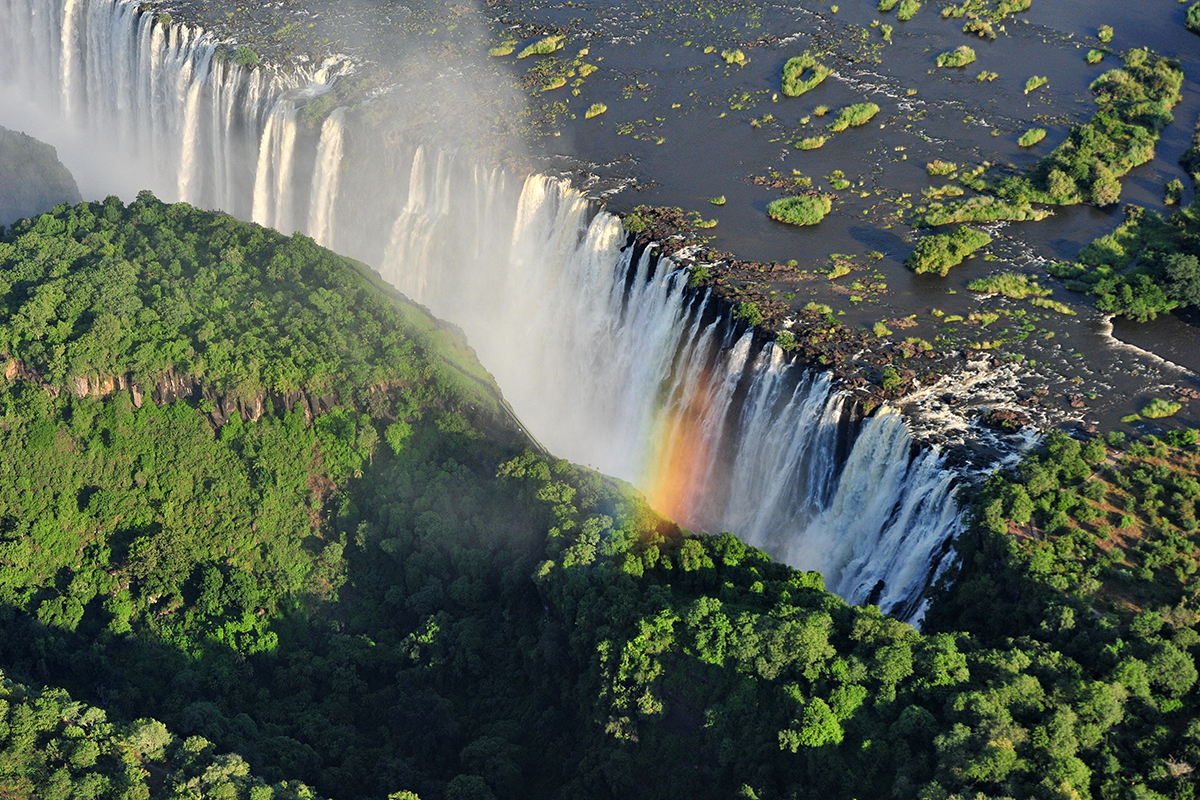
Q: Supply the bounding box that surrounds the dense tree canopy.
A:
[0,198,1198,800]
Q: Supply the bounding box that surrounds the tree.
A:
[1164,252,1200,306]
[779,699,843,750]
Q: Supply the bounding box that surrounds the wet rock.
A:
[981,408,1031,433]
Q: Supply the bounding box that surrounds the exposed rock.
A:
[981,408,1032,433]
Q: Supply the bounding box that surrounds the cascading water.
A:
[307,107,347,249]
[0,0,964,621]
[0,0,346,218]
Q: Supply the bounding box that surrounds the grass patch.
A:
[905,226,992,276]
[828,260,852,280]
[827,103,880,132]
[977,70,999,81]
[896,0,921,20]
[1028,297,1076,314]
[782,52,831,97]
[878,0,899,9]
[767,195,833,226]
[1142,398,1182,418]
[796,136,829,150]
[1023,75,1049,94]
[927,160,957,176]
[584,103,607,119]
[489,42,516,57]
[722,49,747,66]
[709,196,726,205]
[968,272,1052,299]
[517,35,564,58]
[1018,128,1048,147]
[936,46,977,68]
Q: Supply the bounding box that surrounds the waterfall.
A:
[0,0,964,621]
[0,0,343,213]
[381,168,961,619]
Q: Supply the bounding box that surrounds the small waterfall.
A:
[307,107,347,248]
[0,0,965,621]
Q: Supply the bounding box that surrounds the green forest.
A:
[0,198,1198,800]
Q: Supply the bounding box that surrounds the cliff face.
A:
[0,126,82,225]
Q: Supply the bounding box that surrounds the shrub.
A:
[896,0,921,20]
[881,366,905,392]
[936,46,977,68]
[905,226,991,276]
[734,301,764,326]
[1023,75,1048,94]
[1097,25,1113,42]
[233,46,259,68]
[1142,398,1182,419]
[775,331,798,351]
[767,195,833,226]
[878,0,899,9]
[1189,3,1200,34]
[967,272,1051,299]
[963,19,995,38]
[1164,178,1184,205]
[585,103,607,119]
[916,195,1050,226]
[797,136,828,150]
[827,103,880,132]
[709,196,726,205]
[721,49,747,66]
[1018,128,1047,147]
[517,35,564,58]
[782,52,831,97]
[1086,49,1105,64]
[927,160,957,176]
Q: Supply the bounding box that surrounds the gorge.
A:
[0,0,972,621]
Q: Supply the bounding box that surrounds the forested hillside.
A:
[0,198,1197,800]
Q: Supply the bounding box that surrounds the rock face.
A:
[0,126,82,225]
